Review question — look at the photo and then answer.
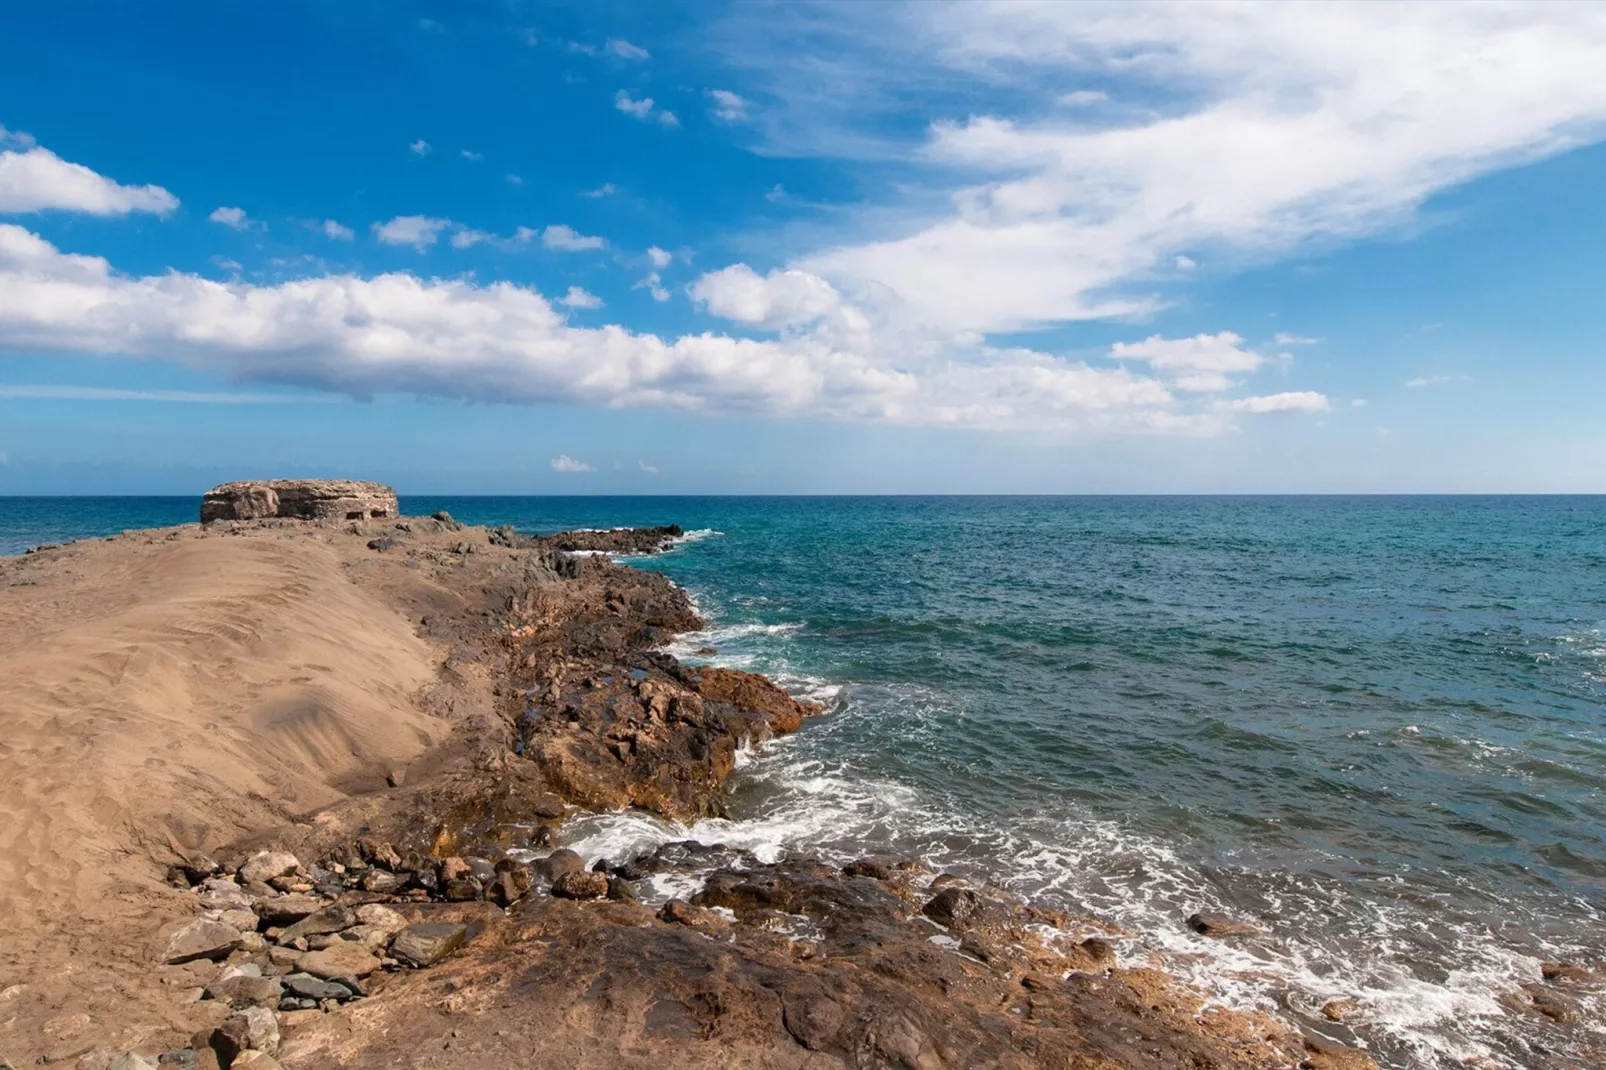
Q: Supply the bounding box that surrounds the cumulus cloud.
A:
[0,133,178,216]
[0,224,1329,434]
[606,39,650,61]
[634,272,671,302]
[690,265,842,328]
[550,455,593,472]
[730,3,1606,334]
[409,139,431,156]
[647,246,672,268]
[558,286,603,310]
[1108,332,1263,392]
[208,206,253,231]
[372,215,451,250]
[322,220,354,241]
[540,224,605,251]
[615,91,678,127]
[1215,391,1330,414]
[708,89,750,122]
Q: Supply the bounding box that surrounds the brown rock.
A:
[237,851,300,886]
[922,887,983,928]
[163,919,242,964]
[551,870,610,900]
[1322,997,1361,1022]
[658,898,730,933]
[390,922,469,967]
[294,943,381,979]
[252,894,323,926]
[536,848,584,883]
[277,903,355,943]
[1540,960,1594,983]
[1186,912,1264,937]
[200,479,397,523]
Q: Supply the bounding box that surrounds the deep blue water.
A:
[4,495,1604,1065]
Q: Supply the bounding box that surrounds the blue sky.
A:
[1,1,1603,493]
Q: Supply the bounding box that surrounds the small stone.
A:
[108,1055,158,1070]
[305,933,342,950]
[361,869,406,894]
[252,895,323,926]
[657,899,727,932]
[530,793,566,819]
[278,903,355,943]
[354,904,407,932]
[204,977,283,1008]
[385,769,404,788]
[214,1006,278,1060]
[551,870,610,900]
[390,922,469,967]
[295,943,381,979]
[164,919,242,964]
[236,932,265,953]
[281,973,349,1001]
[444,877,482,901]
[922,887,983,928]
[266,947,299,968]
[1186,912,1264,937]
[1322,997,1361,1022]
[237,852,300,886]
[489,866,533,908]
[437,856,471,883]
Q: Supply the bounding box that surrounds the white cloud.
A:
[1273,332,1319,345]
[647,246,672,268]
[409,139,431,156]
[461,149,483,161]
[0,384,332,404]
[635,272,671,302]
[211,256,242,272]
[208,206,253,231]
[558,286,603,310]
[615,91,678,127]
[450,228,491,249]
[322,220,355,241]
[1215,391,1331,414]
[540,224,605,251]
[721,3,1606,335]
[638,459,658,474]
[551,455,593,472]
[372,215,451,250]
[1405,374,1459,388]
[1173,256,1196,270]
[1108,331,1262,392]
[1352,398,1368,407]
[0,135,178,216]
[0,223,1328,434]
[606,39,650,61]
[708,89,750,122]
[581,182,616,198]
[506,173,524,186]
[690,264,842,328]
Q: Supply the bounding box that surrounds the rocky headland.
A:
[0,493,1590,1069]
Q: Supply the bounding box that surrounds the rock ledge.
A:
[200,479,398,523]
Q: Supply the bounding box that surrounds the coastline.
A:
[0,511,1575,1068]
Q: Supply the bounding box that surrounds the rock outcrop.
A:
[200,479,398,523]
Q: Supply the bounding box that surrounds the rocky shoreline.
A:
[1,506,1591,1069]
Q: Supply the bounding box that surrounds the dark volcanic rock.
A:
[537,525,684,554]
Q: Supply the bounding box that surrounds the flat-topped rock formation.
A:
[200,479,398,523]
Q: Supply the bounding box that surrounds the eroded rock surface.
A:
[200,479,398,523]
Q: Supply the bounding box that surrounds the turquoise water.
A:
[5,495,1604,1065]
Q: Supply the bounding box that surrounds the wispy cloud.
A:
[647,246,672,268]
[0,385,335,404]
[1405,374,1465,388]
[615,91,678,127]
[580,182,617,198]
[1274,333,1321,346]
[372,215,452,250]
[558,286,604,310]
[321,219,354,241]
[708,89,750,122]
[409,138,431,156]
[550,454,593,472]
[460,149,483,161]
[537,224,605,252]
[208,206,255,231]
[606,39,650,61]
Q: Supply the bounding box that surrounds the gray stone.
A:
[282,973,350,1001]
[163,919,242,964]
[277,903,355,943]
[390,922,469,968]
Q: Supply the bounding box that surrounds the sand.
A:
[0,523,459,1063]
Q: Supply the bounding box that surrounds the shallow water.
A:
[6,495,1603,1066]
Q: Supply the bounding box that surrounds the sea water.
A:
[5,495,1603,1066]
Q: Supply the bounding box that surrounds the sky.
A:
[1,0,1604,494]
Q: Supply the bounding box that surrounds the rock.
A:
[107,1055,157,1070]
[530,793,566,819]
[535,848,584,883]
[551,870,611,900]
[277,903,355,943]
[922,887,983,929]
[294,943,381,979]
[657,899,729,933]
[211,1007,279,1062]
[204,976,283,1008]
[360,869,406,894]
[842,858,892,881]
[200,480,397,523]
[1300,1035,1379,1070]
[1186,912,1263,937]
[237,852,300,886]
[1540,960,1594,983]
[236,932,265,954]
[282,973,352,1001]
[175,852,222,884]
[252,895,323,926]
[219,909,259,933]
[390,922,469,967]
[164,919,243,964]
[354,904,408,932]
[1322,997,1361,1022]
[230,1054,283,1070]
[1521,983,1581,1023]
[444,877,483,901]
[489,866,533,908]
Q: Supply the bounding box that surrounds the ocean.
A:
[5,495,1603,1066]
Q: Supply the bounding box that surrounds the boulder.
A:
[253,894,323,926]
[1322,997,1361,1022]
[164,919,242,964]
[277,903,355,943]
[212,1007,279,1061]
[237,852,300,886]
[1186,912,1264,938]
[551,870,610,900]
[390,922,469,967]
[922,887,983,929]
[294,943,381,979]
[200,480,398,523]
[535,849,584,883]
[1540,961,1594,983]
[354,904,408,933]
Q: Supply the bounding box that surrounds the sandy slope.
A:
[0,525,452,1062]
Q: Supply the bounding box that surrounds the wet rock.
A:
[657,898,730,934]
[277,904,355,943]
[444,877,483,901]
[842,857,893,881]
[237,851,300,886]
[535,848,584,883]
[164,919,242,964]
[551,870,610,900]
[1540,960,1594,983]
[1521,983,1582,1023]
[390,922,469,967]
[294,943,381,979]
[530,793,566,819]
[1299,1035,1379,1070]
[1322,997,1361,1022]
[1186,912,1264,937]
[922,887,983,929]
